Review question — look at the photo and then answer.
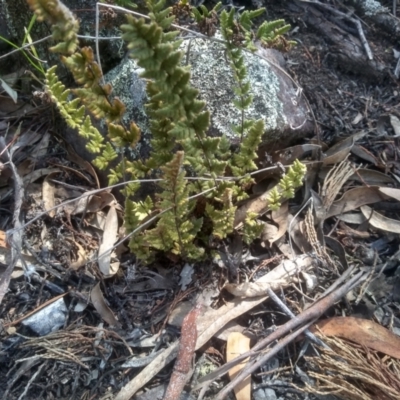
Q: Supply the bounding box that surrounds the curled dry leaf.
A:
[69,240,88,270]
[361,205,400,234]
[227,332,251,400]
[90,282,120,327]
[312,317,400,359]
[66,142,100,188]
[268,201,289,244]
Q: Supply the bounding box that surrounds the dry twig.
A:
[163,304,202,400]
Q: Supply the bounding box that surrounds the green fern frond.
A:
[129,151,204,261]
[92,143,118,170]
[231,119,264,174]
[267,187,282,211]
[26,0,79,54]
[279,175,295,199]
[243,212,263,244]
[239,8,264,32]
[206,188,236,239]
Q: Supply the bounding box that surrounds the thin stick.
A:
[299,0,373,60]
[266,288,330,349]
[214,270,367,399]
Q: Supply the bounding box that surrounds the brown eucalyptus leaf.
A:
[227,332,251,400]
[323,132,367,165]
[326,187,388,219]
[63,195,93,215]
[313,317,400,359]
[361,205,400,234]
[42,178,56,218]
[90,282,120,327]
[272,144,321,164]
[23,168,61,185]
[260,222,279,244]
[98,205,119,277]
[351,144,378,165]
[269,201,289,244]
[87,192,119,213]
[352,169,395,185]
[379,187,400,202]
[234,190,271,228]
[70,240,88,270]
[319,168,394,185]
[337,212,366,224]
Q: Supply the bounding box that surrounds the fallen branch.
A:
[163,304,202,400]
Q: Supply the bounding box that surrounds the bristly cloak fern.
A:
[27,0,305,262]
[128,151,204,261]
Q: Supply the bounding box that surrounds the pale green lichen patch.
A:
[182,36,284,141]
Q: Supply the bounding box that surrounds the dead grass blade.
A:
[300,335,400,400]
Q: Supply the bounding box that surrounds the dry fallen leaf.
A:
[42,177,56,218]
[312,317,400,359]
[227,332,251,400]
[326,186,388,219]
[0,230,7,248]
[69,240,88,270]
[322,132,367,165]
[98,205,119,277]
[351,144,378,165]
[268,201,289,244]
[361,205,400,234]
[390,114,400,136]
[90,282,120,327]
[23,168,61,185]
[379,187,400,202]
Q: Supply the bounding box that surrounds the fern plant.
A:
[26,0,303,262]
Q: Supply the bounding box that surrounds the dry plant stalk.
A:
[301,335,400,400]
[163,304,202,400]
[320,159,354,210]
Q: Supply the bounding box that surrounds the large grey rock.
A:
[104,37,313,157]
